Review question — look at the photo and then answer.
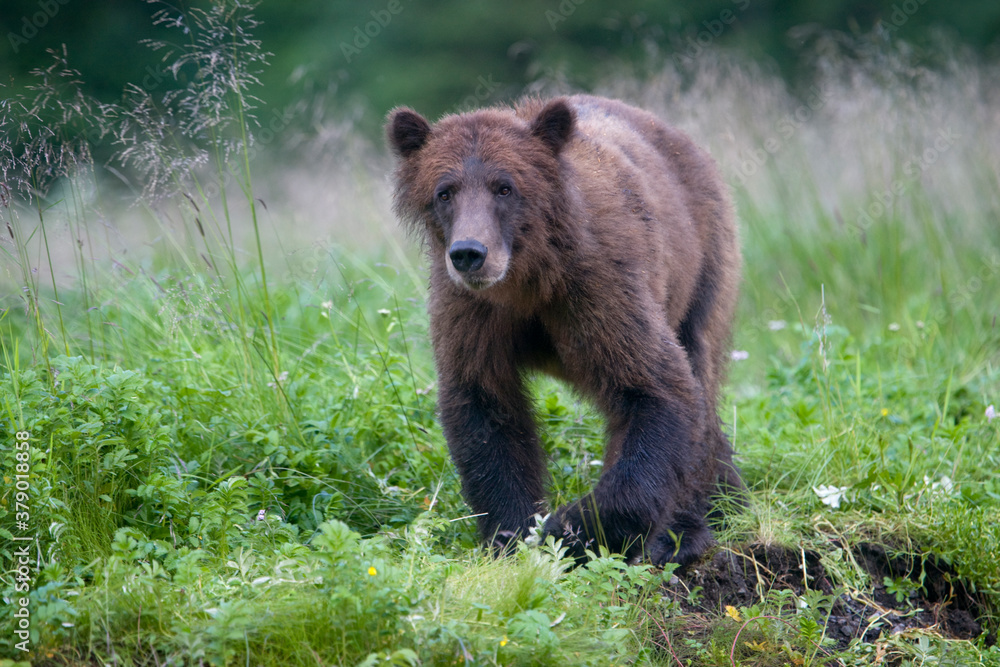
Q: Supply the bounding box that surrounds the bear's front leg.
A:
[438,379,547,550]
[542,343,715,565]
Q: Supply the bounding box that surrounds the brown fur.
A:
[387,94,742,565]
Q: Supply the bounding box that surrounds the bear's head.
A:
[386,99,575,295]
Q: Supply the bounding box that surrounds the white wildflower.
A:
[923,476,954,494]
[813,484,851,509]
[731,350,749,361]
[888,322,900,331]
[986,404,997,422]
[524,512,552,547]
[267,370,289,388]
[768,320,787,331]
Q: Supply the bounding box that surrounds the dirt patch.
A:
[664,542,991,648]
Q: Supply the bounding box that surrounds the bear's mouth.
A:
[459,273,501,291]
[449,266,508,292]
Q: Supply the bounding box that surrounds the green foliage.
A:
[883,574,920,603]
[673,588,843,667]
[1,356,172,562]
[919,505,1000,598]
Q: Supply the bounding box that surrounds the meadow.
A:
[1,8,999,666]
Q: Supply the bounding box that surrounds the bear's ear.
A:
[386,107,432,158]
[531,98,575,154]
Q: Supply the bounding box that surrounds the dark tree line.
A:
[2,0,997,129]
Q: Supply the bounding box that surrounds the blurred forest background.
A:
[2,0,999,136]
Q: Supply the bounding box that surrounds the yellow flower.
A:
[500,636,508,647]
[881,408,889,417]
[368,566,377,577]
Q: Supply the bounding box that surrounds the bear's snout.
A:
[449,240,488,273]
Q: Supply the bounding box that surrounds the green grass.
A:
[2,11,1000,666]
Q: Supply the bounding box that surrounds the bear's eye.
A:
[497,185,512,197]
[437,190,451,203]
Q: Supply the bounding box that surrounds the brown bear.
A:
[386,94,742,565]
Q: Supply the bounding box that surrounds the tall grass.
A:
[601,35,1000,358]
[1,8,999,665]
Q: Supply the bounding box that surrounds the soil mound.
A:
[665,542,989,648]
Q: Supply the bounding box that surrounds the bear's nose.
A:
[449,240,488,273]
